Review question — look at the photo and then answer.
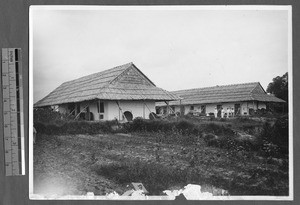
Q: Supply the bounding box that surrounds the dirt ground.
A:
[33,130,288,197]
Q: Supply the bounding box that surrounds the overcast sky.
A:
[31,6,291,103]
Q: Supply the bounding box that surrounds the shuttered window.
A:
[97,101,104,113]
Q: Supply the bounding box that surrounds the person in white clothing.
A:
[214,107,218,118]
[221,108,225,118]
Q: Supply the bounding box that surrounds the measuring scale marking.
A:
[2,48,25,176]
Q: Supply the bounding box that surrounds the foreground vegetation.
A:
[34,109,289,196]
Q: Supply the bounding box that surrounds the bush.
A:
[34,107,67,123]
[175,120,199,135]
[204,132,259,153]
[259,116,288,156]
[260,140,281,158]
[127,118,200,135]
[34,120,120,135]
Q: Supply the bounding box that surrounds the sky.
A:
[31,6,291,103]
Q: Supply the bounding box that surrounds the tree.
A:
[266,72,288,103]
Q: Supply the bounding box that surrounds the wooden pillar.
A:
[116,101,127,122]
[165,101,170,115]
[74,103,89,120]
[180,99,182,116]
[87,105,90,121]
[144,101,156,119]
[143,101,145,118]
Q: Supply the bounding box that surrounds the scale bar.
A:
[2,48,25,176]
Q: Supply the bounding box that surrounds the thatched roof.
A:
[34,62,180,107]
[156,82,285,106]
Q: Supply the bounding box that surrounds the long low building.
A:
[156,82,285,117]
[34,62,179,121]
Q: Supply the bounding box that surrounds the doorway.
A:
[234,104,241,116]
[217,105,222,117]
[123,111,133,121]
[180,105,185,116]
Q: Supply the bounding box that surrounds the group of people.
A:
[214,107,236,118]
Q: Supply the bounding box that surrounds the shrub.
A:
[259,116,288,156]
[34,107,67,123]
[34,120,120,135]
[127,118,199,135]
[272,116,289,150]
[175,120,199,135]
[128,118,171,133]
[203,132,259,153]
[260,140,280,158]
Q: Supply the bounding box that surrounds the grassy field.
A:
[33,116,289,197]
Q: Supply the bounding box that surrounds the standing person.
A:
[214,107,218,118]
[221,107,225,118]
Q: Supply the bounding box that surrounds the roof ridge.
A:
[172,82,260,93]
[62,62,133,85]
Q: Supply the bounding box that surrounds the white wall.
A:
[74,101,108,121]
[59,100,267,120]
[107,100,155,121]
[158,101,267,117]
[206,102,236,116]
[205,104,215,114]
[57,100,155,121]
[241,102,249,115]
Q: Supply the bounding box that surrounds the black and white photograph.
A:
[29,5,292,200]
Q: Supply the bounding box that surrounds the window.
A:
[97,101,104,113]
[234,104,241,116]
[190,105,194,110]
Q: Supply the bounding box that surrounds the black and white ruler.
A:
[2,48,25,176]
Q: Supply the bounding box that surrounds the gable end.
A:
[251,83,267,95]
[110,64,155,87]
